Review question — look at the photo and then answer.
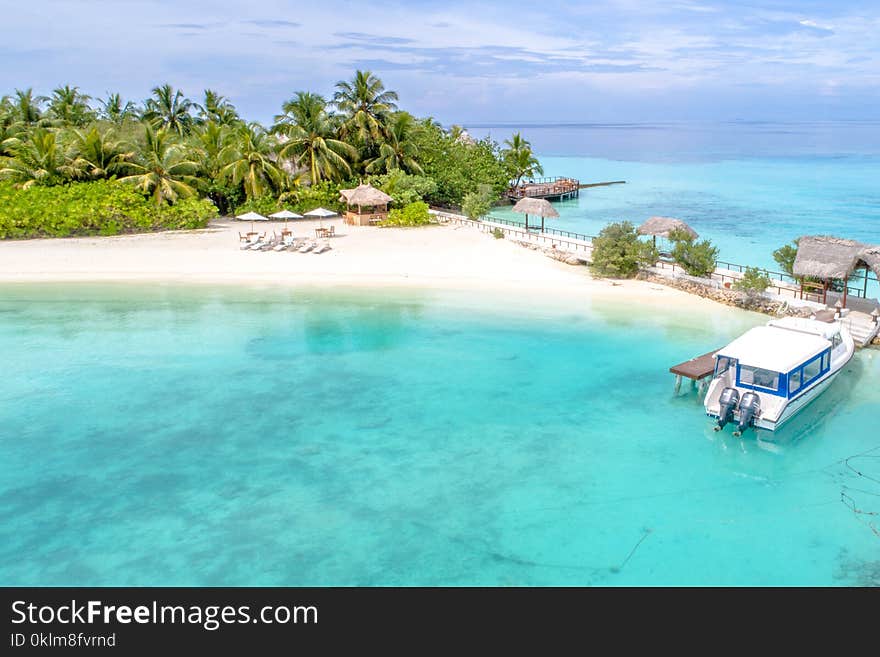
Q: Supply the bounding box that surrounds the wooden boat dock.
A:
[504,177,626,202]
[670,349,719,394]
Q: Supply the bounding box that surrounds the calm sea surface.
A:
[469,122,880,284]
[1,284,878,585]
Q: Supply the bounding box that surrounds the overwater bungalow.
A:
[339,184,393,226]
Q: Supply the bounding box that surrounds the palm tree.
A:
[197,90,239,126]
[143,84,196,136]
[65,126,133,180]
[11,88,46,126]
[0,96,23,156]
[274,92,355,183]
[0,128,67,187]
[219,122,286,201]
[366,112,424,175]
[332,70,398,145]
[98,93,138,124]
[47,85,95,126]
[119,125,199,204]
[191,120,231,183]
[502,132,543,188]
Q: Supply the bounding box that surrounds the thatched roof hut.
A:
[792,236,867,280]
[339,184,393,207]
[861,246,880,279]
[638,216,698,240]
[792,235,880,308]
[339,184,393,226]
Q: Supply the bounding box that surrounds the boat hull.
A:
[705,350,852,432]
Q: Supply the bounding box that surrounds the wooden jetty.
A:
[505,177,625,201]
[670,349,719,394]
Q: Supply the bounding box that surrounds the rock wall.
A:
[512,240,584,266]
[510,238,821,319]
[639,273,813,317]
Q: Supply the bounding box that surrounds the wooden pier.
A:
[670,349,719,394]
[505,176,579,201]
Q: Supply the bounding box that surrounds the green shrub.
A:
[668,228,719,278]
[0,180,217,239]
[369,170,437,208]
[381,201,432,227]
[733,267,772,295]
[461,185,495,220]
[772,240,798,275]
[492,227,504,239]
[589,221,658,278]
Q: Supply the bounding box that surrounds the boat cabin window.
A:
[831,333,842,349]
[788,370,802,395]
[714,356,735,378]
[803,357,822,383]
[787,350,831,398]
[738,365,780,392]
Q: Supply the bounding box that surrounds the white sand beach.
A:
[0,217,723,312]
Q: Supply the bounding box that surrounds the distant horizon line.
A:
[457,119,880,128]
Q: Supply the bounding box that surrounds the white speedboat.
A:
[704,316,854,435]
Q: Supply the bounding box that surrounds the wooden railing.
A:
[432,211,592,254]
[431,209,879,302]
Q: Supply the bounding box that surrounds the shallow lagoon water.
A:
[1,284,878,586]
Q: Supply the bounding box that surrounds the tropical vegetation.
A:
[381,201,432,227]
[772,240,799,276]
[734,267,772,296]
[590,221,658,278]
[668,228,719,278]
[1,72,538,239]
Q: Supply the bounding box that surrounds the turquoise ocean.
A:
[1,284,878,586]
[473,121,880,295]
[1,122,879,586]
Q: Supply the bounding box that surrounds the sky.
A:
[3,0,879,124]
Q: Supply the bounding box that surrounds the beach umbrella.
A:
[235,211,269,233]
[638,216,698,249]
[304,207,338,229]
[269,209,303,230]
[511,197,559,232]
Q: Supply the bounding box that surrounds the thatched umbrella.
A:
[269,209,303,230]
[511,197,559,231]
[638,216,698,249]
[235,211,269,233]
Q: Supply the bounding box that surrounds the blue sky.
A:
[3,0,879,123]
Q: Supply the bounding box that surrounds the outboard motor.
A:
[714,387,740,431]
[734,392,761,436]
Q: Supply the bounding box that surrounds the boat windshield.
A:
[738,365,781,392]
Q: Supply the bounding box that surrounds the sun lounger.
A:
[273,234,295,251]
[313,241,331,254]
[298,241,316,253]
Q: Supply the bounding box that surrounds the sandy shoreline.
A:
[0,217,732,314]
